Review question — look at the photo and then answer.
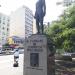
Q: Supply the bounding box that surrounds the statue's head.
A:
[37,0,39,1]
[37,0,40,1]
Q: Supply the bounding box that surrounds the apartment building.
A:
[10,6,33,38]
[0,13,10,45]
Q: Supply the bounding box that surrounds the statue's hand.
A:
[43,11,46,17]
[34,15,36,19]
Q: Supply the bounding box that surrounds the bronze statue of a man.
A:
[34,0,46,34]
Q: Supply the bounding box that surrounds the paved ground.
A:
[0,54,24,75]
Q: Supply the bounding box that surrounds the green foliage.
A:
[45,6,75,52]
[3,43,10,48]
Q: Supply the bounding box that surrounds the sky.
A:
[0,0,64,22]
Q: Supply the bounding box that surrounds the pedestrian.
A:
[13,46,19,67]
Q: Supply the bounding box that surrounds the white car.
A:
[62,53,71,56]
[0,48,2,53]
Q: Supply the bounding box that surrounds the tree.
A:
[2,43,10,50]
[45,5,75,52]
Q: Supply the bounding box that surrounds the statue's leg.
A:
[36,18,40,34]
[40,19,43,34]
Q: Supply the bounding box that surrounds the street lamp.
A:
[43,22,50,30]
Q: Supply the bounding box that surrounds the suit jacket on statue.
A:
[35,0,46,19]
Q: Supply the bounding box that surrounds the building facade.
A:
[63,0,75,6]
[10,6,33,38]
[0,13,10,45]
[7,36,24,48]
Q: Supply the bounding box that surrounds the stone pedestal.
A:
[23,34,55,75]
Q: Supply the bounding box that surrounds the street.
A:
[0,54,23,75]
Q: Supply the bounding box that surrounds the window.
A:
[30,53,39,67]
[2,27,5,30]
[2,37,4,40]
[7,28,9,31]
[8,19,10,22]
[2,32,5,35]
[0,20,1,23]
[3,22,5,24]
[7,23,9,26]
[3,17,5,20]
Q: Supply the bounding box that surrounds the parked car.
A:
[0,48,2,54]
[62,53,71,56]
